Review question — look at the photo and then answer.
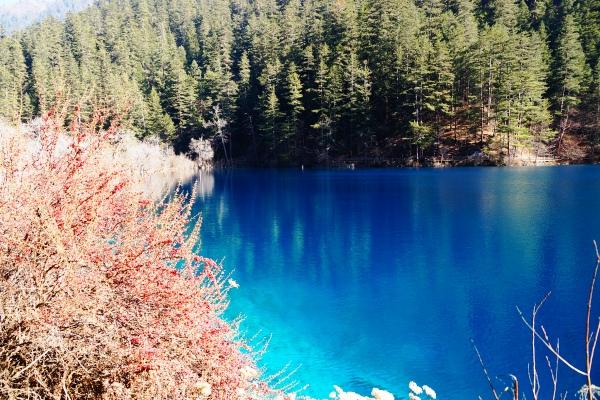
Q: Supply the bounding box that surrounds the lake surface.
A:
[186,166,600,399]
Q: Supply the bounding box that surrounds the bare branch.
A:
[509,374,519,400]
[591,317,600,369]
[11,350,50,380]
[517,306,587,376]
[472,339,500,400]
[544,340,559,400]
[584,241,600,400]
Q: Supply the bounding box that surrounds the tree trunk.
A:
[487,56,493,135]
[557,87,567,156]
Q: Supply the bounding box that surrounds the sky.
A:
[0,0,92,32]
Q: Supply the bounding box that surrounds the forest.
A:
[0,0,599,165]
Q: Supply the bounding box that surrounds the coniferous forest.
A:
[0,0,599,165]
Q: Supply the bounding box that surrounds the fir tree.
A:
[146,87,176,140]
[260,84,283,156]
[554,14,590,148]
[593,60,600,138]
[284,62,304,157]
[0,37,30,123]
[0,0,596,163]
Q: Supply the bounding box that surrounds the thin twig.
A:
[545,340,559,400]
[517,306,587,376]
[509,374,519,400]
[472,339,500,400]
[530,292,551,400]
[590,317,600,369]
[584,241,600,400]
[11,350,50,380]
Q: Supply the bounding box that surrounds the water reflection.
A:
[192,170,215,198]
[184,167,600,399]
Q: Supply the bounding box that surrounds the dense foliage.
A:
[0,0,599,164]
[0,111,280,399]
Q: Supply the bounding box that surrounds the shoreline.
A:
[209,156,599,170]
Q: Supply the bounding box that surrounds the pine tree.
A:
[467,24,513,142]
[518,31,552,144]
[449,0,479,141]
[0,37,30,123]
[359,0,419,135]
[405,33,437,161]
[488,0,518,28]
[0,0,598,164]
[495,30,551,157]
[311,44,334,156]
[27,19,68,114]
[260,84,283,156]
[280,0,303,59]
[163,47,198,133]
[406,34,432,130]
[593,60,600,139]
[238,52,251,93]
[516,0,531,31]
[425,39,455,151]
[324,58,344,156]
[554,14,590,149]
[146,87,176,140]
[284,62,304,157]
[346,51,373,154]
[233,50,256,158]
[577,0,600,66]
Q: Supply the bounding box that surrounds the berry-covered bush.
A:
[0,110,279,399]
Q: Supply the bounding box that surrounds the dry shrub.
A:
[0,110,281,399]
[105,134,199,199]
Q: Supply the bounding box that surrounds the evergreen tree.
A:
[284,62,304,158]
[346,52,372,154]
[238,52,251,92]
[425,39,455,151]
[0,37,30,123]
[162,47,198,132]
[593,60,600,138]
[488,0,518,28]
[577,0,600,66]
[311,44,334,156]
[27,19,68,114]
[146,87,176,140]
[0,0,596,163]
[554,14,590,148]
[260,84,283,156]
[516,0,531,31]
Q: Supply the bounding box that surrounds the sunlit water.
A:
[184,167,600,399]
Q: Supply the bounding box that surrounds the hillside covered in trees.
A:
[0,0,599,165]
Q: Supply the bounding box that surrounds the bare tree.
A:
[517,242,600,400]
[203,104,230,164]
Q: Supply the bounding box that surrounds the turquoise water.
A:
[186,166,600,399]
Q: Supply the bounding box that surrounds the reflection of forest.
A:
[189,168,600,399]
[193,171,215,198]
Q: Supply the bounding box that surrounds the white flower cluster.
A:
[408,381,436,400]
[328,385,394,400]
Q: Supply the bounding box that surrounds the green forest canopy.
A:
[0,0,599,164]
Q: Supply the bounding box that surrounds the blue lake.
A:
[186,166,600,399]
